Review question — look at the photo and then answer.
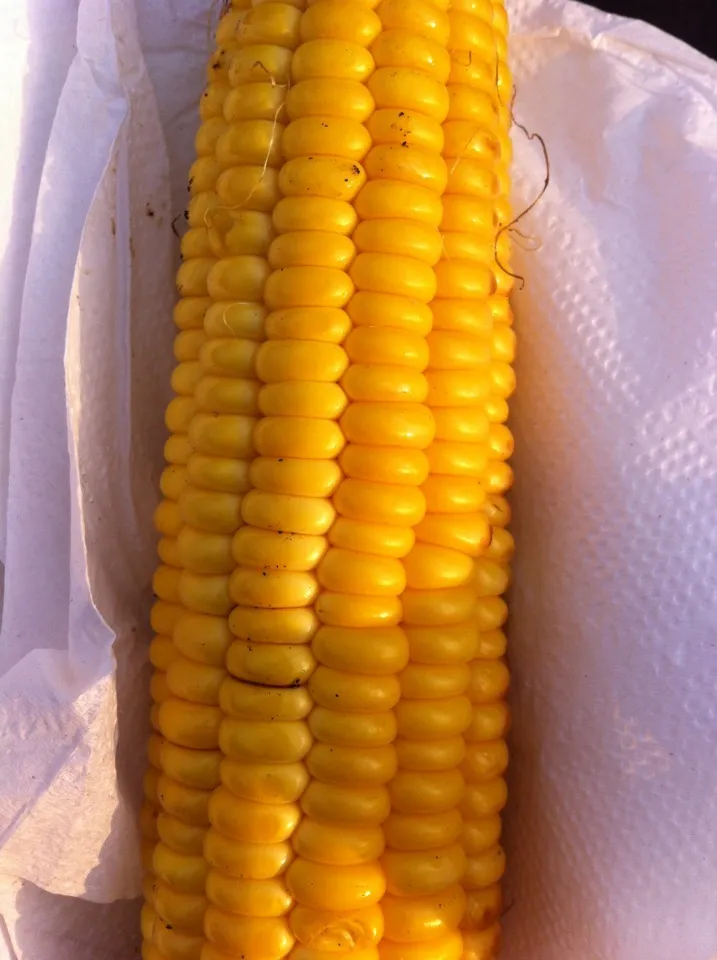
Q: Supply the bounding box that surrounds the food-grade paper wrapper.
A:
[0,0,715,957]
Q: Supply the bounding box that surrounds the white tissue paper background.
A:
[0,0,715,957]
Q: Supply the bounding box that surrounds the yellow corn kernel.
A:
[290,903,383,948]
[286,859,386,910]
[221,759,309,804]
[382,885,465,942]
[203,908,294,960]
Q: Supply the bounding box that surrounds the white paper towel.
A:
[505,4,717,958]
[0,0,716,957]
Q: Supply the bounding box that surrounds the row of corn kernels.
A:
[142,5,296,958]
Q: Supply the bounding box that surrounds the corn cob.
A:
[139,0,513,957]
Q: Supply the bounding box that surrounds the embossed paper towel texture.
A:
[506,3,717,959]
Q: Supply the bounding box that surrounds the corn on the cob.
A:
[138,0,513,957]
